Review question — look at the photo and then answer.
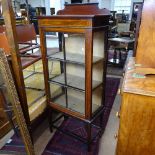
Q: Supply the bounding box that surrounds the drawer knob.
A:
[114,133,118,139]
[117,89,121,95]
[116,112,120,118]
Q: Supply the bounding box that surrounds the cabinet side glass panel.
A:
[92,31,105,114]
[65,33,85,115]
[45,32,60,57]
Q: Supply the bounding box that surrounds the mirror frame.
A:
[0,49,35,155]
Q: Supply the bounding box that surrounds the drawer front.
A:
[116,93,155,155]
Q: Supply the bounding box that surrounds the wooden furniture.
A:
[38,3,110,151]
[116,57,155,155]
[116,1,155,154]
[0,33,41,69]
[108,37,135,66]
[0,26,47,127]
[136,0,155,68]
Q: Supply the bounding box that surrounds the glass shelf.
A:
[50,93,100,115]
[49,73,102,92]
[26,88,45,107]
[48,52,103,65]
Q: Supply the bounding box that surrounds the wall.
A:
[50,0,65,14]
[30,0,45,7]
[99,0,112,9]
[45,0,50,15]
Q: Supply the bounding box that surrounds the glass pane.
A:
[50,83,66,108]
[23,61,46,118]
[45,32,59,57]
[48,60,61,79]
[65,33,85,64]
[48,32,86,116]
[67,88,85,114]
[92,31,105,114]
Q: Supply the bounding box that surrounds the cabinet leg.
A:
[100,114,103,129]
[119,49,122,62]
[48,108,53,133]
[113,48,117,63]
[86,123,91,152]
[99,112,105,138]
[64,115,69,121]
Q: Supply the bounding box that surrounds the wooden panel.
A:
[16,24,36,42]
[122,57,155,97]
[85,29,93,119]
[116,93,155,155]
[38,18,92,28]
[38,26,85,34]
[38,16,109,28]
[136,0,155,67]
[116,57,155,155]
[57,3,110,15]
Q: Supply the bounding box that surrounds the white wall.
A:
[50,0,65,14]
[29,0,45,7]
[99,0,112,9]
[45,0,50,15]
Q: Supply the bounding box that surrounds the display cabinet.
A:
[38,3,110,151]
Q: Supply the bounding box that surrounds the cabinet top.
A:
[57,3,110,16]
[122,57,155,97]
[38,3,110,29]
[38,3,110,20]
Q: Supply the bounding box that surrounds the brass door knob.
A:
[116,112,120,118]
[114,133,118,139]
[117,88,121,95]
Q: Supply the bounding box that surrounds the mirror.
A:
[0,49,34,155]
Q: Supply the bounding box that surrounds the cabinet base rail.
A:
[49,111,105,152]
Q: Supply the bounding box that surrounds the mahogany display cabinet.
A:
[38,3,110,151]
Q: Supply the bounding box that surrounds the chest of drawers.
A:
[116,57,155,155]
